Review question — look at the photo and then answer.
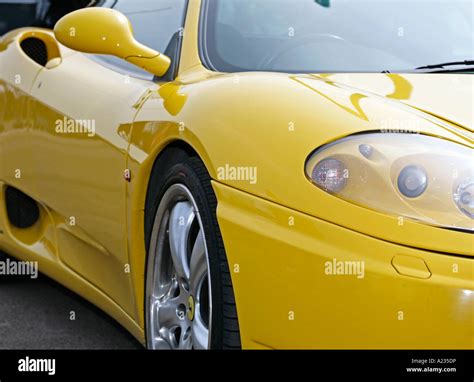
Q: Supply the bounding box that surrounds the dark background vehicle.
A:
[0,0,94,36]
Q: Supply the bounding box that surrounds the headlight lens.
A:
[305,133,474,231]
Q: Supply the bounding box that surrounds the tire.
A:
[144,149,241,349]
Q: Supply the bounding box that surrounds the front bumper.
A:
[213,182,474,349]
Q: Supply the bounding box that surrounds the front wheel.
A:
[145,153,241,349]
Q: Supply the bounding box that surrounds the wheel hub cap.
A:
[187,295,195,321]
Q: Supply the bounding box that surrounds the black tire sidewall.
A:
[145,156,230,349]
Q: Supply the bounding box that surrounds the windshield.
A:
[201,0,474,73]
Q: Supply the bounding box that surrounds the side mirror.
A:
[54,8,171,77]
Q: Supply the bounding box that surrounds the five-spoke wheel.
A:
[147,184,212,349]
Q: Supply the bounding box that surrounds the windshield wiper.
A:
[415,60,474,71]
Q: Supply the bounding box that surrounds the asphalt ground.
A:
[0,253,142,350]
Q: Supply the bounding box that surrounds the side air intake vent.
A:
[5,186,40,229]
[20,37,48,66]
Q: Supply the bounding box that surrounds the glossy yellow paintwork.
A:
[213,182,473,349]
[0,0,472,348]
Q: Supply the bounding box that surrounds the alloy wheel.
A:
[146,184,212,349]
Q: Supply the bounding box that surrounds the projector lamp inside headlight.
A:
[454,178,474,219]
[397,165,428,198]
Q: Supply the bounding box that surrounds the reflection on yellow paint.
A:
[158,83,188,116]
[295,75,369,121]
[302,73,414,121]
[386,74,413,100]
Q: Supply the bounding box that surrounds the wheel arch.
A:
[143,140,201,252]
[127,138,218,331]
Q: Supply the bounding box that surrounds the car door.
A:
[29,0,188,317]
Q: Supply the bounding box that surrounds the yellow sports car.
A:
[0,0,473,350]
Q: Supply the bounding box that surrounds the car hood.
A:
[310,73,473,134]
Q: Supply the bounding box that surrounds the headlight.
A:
[305,133,474,231]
